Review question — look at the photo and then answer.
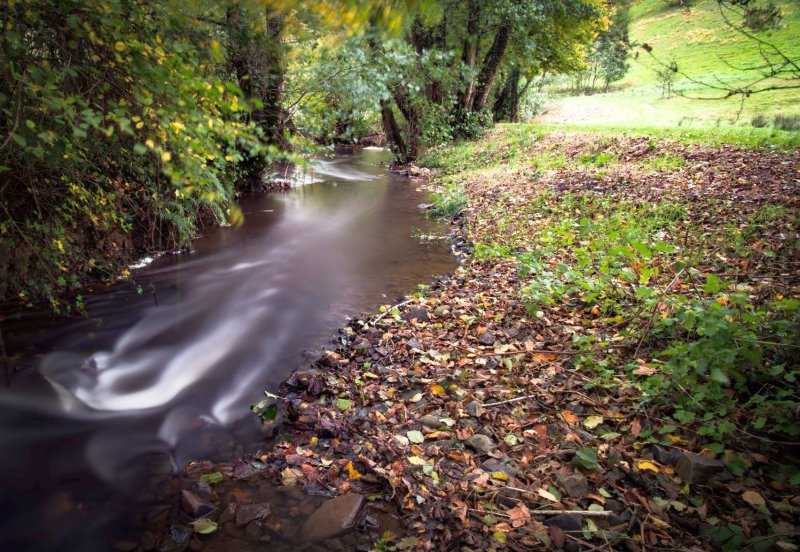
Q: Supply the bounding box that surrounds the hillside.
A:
[537,0,800,128]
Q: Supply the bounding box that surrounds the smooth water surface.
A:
[0,149,456,551]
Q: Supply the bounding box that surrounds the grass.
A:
[539,0,800,129]
[424,125,800,444]
[422,125,800,174]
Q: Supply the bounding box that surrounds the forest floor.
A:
[150,126,800,552]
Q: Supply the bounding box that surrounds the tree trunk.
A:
[391,85,421,162]
[492,67,520,122]
[458,0,481,111]
[472,24,511,112]
[226,3,285,145]
[381,99,407,160]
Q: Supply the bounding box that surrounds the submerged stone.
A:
[300,494,366,543]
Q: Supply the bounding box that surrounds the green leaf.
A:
[710,368,730,385]
[407,430,424,444]
[336,398,352,411]
[191,518,218,534]
[200,472,224,485]
[704,274,722,294]
[11,133,27,147]
[573,447,599,471]
[133,143,148,154]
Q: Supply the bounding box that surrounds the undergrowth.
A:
[425,126,800,447]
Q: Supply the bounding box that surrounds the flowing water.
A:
[0,149,456,551]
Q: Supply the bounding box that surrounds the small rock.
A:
[650,445,681,466]
[244,520,263,541]
[545,514,583,532]
[482,457,517,477]
[420,415,442,429]
[236,503,272,527]
[478,332,496,346]
[179,490,215,519]
[465,434,496,454]
[402,309,429,322]
[433,307,448,316]
[300,494,366,542]
[676,453,724,484]
[558,473,590,499]
[218,503,236,525]
[224,521,244,538]
[406,338,421,349]
[465,400,483,418]
[158,525,192,552]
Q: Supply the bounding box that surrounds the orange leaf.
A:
[561,410,579,424]
[345,460,362,480]
[431,384,446,396]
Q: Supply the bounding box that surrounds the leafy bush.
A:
[0,0,269,309]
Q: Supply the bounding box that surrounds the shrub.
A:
[751,113,769,128]
[773,114,800,132]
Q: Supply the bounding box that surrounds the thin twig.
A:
[371,298,414,324]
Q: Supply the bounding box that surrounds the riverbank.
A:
[138,125,799,551]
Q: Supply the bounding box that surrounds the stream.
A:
[0,149,456,551]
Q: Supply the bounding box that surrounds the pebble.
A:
[300,494,366,543]
[235,503,272,527]
[179,490,215,519]
[478,332,496,346]
[465,433,496,454]
[420,415,443,429]
[558,473,590,499]
[676,453,724,484]
[544,513,583,532]
[402,308,429,322]
[482,457,517,477]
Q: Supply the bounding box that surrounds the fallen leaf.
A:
[742,490,766,507]
[190,518,218,534]
[407,430,425,444]
[584,415,604,429]
[561,410,579,424]
[537,488,560,502]
[345,460,362,480]
[492,472,509,481]
[507,502,532,528]
[636,460,660,473]
[431,384,446,396]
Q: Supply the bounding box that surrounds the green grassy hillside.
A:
[538,0,800,128]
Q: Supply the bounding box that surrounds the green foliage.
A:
[0,0,272,308]
[509,192,800,442]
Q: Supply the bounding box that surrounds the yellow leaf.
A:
[161,151,171,162]
[145,139,155,149]
[114,41,126,51]
[636,460,660,473]
[584,415,604,429]
[742,490,766,507]
[345,460,362,480]
[666,434,688,445]
[491,472,509,481]
[431,384,445,396]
